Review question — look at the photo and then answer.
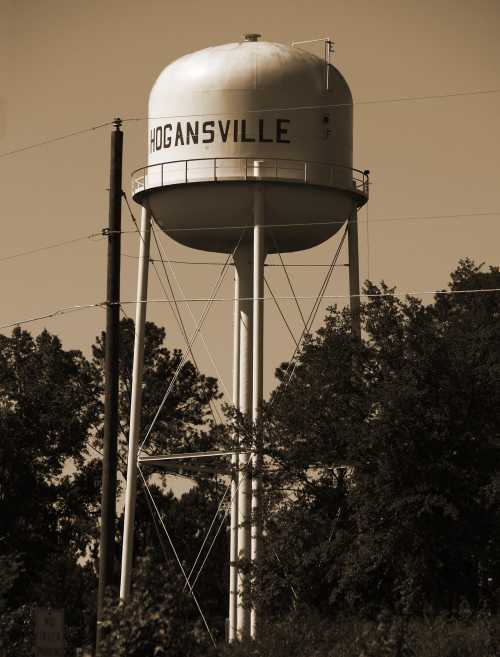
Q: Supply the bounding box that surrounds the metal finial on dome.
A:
[244,33,261,41]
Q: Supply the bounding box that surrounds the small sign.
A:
[34,607,64,657]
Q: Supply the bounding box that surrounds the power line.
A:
[118,288,500,304]
[122,87,500,122]
[3,287,500,333]
[0,120,115,159]
[0,231,105,263]
[0,208,497,267]
[127,212,500,235]
[3,86,499,161]
[121,253,348,266]
[0,302,106,331]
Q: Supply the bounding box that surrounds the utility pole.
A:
[96,118,123,652]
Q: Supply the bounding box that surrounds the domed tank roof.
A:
[149,37,352,117]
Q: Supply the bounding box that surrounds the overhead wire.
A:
[0,302,106,331]
[0,231,107,263]
[5,286,500,332]
[122,86,500,122]
[120,287,500,304]
[121,253,349,267]
[0,211,497,269]
[122,212,499,236]
[2,85,498,161]
[0,120,115,159]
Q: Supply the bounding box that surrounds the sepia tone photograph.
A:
[1,1,499,655]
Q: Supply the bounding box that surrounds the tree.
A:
[0,328,101,654]
[99,549,217,657]
[0,319,226,654]
[0,328,100,597]
[256,259,500,618]
[91,318,221,462]
[91,319,229,645]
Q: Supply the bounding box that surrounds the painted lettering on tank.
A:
[276,119,290,143]
[218,120,231,143]
[258,119,272,143]
[149,118,292,152]
[163,124,172,148]
[186,122,198,145]
[175,123,185,147]
[241,120,255,143]
[202,121,215,143]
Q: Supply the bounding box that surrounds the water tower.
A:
[120,34,368,642]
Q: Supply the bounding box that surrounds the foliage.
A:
[98,550,217,657]
[222,609,500,657]
[4,260,500,655]
[91,318,221,464]
[0,320,224,655]
[130,478,230,637]
[257,259,500,618]
[0,329,101,577]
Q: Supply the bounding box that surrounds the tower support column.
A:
[228,266,240,642]
[234,243,253,639]
[251,184,265,640]
[348,206,361,338]
[119,206,152,601]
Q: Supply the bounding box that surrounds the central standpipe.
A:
[233,174,266,641]
[235,242,253,639]
[251,182,265,640]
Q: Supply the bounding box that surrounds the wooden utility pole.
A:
[96,117,123,652]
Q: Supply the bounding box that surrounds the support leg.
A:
[251,187,265,640]
[229,267,240,642]
[119,207,151,601]
[348,207,361,339]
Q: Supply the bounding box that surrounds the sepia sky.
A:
[1,0,499,405]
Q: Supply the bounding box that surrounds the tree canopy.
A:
[3,260,500,656]
[257,259,500,619]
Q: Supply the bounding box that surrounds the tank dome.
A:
[132,38,368,254]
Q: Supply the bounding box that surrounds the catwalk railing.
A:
[132,157,369,199]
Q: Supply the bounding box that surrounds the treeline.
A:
[2,259,500,656]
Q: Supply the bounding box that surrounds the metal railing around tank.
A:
[131,157,369,200]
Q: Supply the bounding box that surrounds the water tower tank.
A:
[132,35,368,253]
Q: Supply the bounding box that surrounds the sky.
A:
[1,0,499,412]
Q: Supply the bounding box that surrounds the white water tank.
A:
[132,35,368,253]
